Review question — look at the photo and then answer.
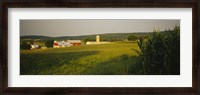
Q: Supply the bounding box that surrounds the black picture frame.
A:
[1,0,199,95]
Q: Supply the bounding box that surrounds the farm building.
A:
[53,40,81,48]
[86,35,111,45]
[31,44,39,49]
[67,40,82,46]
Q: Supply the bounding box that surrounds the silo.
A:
[96,35,100,43]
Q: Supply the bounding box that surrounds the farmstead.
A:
[53,40,81,48]
[20,19,180,75]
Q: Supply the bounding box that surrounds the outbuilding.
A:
[53,40,81,48]
[31,44,39,49]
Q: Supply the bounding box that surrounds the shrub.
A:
[133,26,180,75]
[45,40,54,47]
[127,35,138,41]
[20,42,31,50]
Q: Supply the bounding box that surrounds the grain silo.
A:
[96,35,100,43]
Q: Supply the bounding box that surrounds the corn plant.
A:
[133,26,180,75]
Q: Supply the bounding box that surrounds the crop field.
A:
[20,42,139,75]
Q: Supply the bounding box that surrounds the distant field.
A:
[20,42,139,75]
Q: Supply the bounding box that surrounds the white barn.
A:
[31,44,39,49]
[53,40,81,48]
[53,41,72,48]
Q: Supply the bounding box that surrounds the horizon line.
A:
[20,31,155,37]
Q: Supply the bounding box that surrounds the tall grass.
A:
[132,26,180,75]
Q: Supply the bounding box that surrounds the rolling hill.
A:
[20,32,152,41]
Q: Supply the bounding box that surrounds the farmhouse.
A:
[53,40,81,48]
[86,35,111,45]
[31,44,39,49]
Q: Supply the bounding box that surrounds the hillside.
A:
[20,35,51,40]
[20,32,152,41]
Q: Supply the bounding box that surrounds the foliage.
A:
[140,35,149,40]
[100,38,108,41]
[29,40,34,44]
[20,42,31,50]
[127,35,138,41]
[132,26,180,75]
[83,37,95,43]
[45,40,54,47]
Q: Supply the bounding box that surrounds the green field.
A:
[20,42,139,75]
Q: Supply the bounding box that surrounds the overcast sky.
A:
[20,19,180,37]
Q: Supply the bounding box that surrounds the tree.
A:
[127,35,138,41]
[29,40,34,44]
[83,37,90,43]
[45,40,54,47]
[20,42,31,50]
[83,37,95,43]
[101,38,108,41]
[140,35,149,39]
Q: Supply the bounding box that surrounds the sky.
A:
[20,19,180,37]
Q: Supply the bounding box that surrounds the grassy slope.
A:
[20,42,139,75]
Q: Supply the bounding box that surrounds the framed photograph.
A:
[1,0,199,95]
